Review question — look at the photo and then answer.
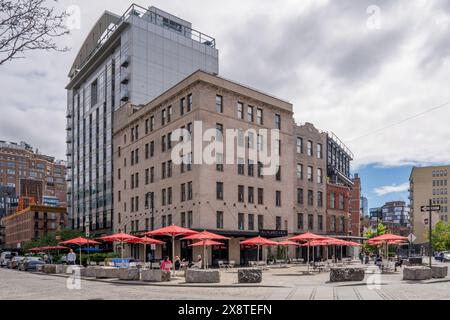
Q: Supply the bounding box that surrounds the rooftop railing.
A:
[74,3,216,74]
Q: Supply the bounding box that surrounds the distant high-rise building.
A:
[361,196,368,217]
[409,165,449,244]
[66,4,219,235]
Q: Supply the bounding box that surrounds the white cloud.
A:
[1,0,450,166]
[373,182,410,196]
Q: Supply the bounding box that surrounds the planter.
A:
[94,267,120,279]
[185,269,220,283]
[238,268,262,283]
[118,268,140,281]
[141,269,170,282]
[403,266,431,280]
[43,264,57,274]
[330,267,365,282]
[84,266,97,277]
[431,265,448,279]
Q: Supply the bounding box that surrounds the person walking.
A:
[67,249,76,265]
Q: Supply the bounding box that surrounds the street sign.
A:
[421,205,441,212]
[407,233,416,243]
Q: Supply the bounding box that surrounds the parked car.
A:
[8,256,25,269]
[442,252,450,262]
[1,251,13,267]
[18,257,45,271]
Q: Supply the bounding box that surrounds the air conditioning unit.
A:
[120,54,130,67]
[120,89,129,102]
[120,71,130,84]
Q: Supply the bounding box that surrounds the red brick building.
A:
[326,183,350,235]
[349,174,362,237]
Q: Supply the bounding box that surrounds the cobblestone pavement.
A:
[1,264,449,300]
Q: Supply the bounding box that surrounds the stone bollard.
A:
[118,268,140,280]
[238,268,262,283]
[141,269,171,282]
[185,269,220,283]
[95,267,120,279]
[330,267,365,282]
[403,266,431,280]
[431,265,448,279]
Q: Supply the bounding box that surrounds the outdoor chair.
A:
[226,260,236,269]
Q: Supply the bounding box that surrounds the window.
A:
[297,213,304,229]
[248,186,254,203]
[276,191,281,207]
[180,97,185,115]
[331,216,336,232]
[238,158,245,175]
[247,131,254,149]
[150,167,154,183]
[257,108,263,125]
[257,134,263,151]
[297,188,304,205]
[161,135,166,152]
[91,80,98,107]
[238,185,244,202]
[248,160,254,177]
[339,216,345,232]
[181,212,186,227]
[187,211,193,228]
[216,182,224,200]
[181,183,186,202]
[150,116,154,131]
[167,106,172,122]
[161,162,166,179]
[167,132,172,149]
[296,137,303,153]
[257,162,263,178]
[317,143,323,159]
[162,215,166,227]
[237,129,244,147]
[238,213,245,230]
[258,215,264,230]
[216,123,223,142]
[161,109,166,125]
[339,193,344,210]
[187,94,192,112]
[275,114,281,130]
[135,148,139,164]
[216,95,223,113]
[306,140,313,156]
[187,181,193,200]
[318,215,323,231]
[318,191,323,207]
[167,160,172,178]
[247,106,254,122]
[296,163,303,179]
[276,216,282,230]
[150,141,154,157]
[167,187,172,205]
[274,139,281,155]
[248,214,254,230]
[237,102,244,119]
[276,165,281,181]
[216,153,223,172]
[145,143,149,159]
[145,119,149,134]
[307,166,313,181]
[308,214,314,230]
[317,168,323,183]
[217,211,224,229]
[308,190,313,206]
[162,189,166,206]
[258,188,264,205]
[330,192,336,209]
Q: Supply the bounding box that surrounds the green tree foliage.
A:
[362,221,387,254]
[430,221,450,251]
[21,228,84,252]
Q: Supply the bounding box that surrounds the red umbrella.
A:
[189,239,223,247]
[288,233,329,270]
[126,237,165,264]
[181,231,229,269]
[240,236,278,264]
[278,240,300,246]
[98,233,140,260]
[370,234,408,242]
[144,225,198,274]
[60,237,100,265]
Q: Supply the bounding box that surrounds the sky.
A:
[1,0,450,209]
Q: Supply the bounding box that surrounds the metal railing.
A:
[74,3,216,73]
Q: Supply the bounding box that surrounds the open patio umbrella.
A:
[126,236,164,266]
[182,231,230,269]
[240,236,278,264]
[289,233,329,270]
[97,232,140,260]
[60,237,100,265]
[145,225,198,275]
[368,234,408,259]
[189,239,223,247]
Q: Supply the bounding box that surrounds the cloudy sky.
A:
[1,0,450,208]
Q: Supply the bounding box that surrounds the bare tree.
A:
[0,0,69,65]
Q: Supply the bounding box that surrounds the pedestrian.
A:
[197,254,203,268]
[160,256,172,272]
[174,255,181,270]
[67,249,76,265]
[43,253,49,264]
[147,251,153,263]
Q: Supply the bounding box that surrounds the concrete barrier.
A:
[141,269,170,282]
[84,266,97,277]
[330,267,365,282]
[43,264,57,274]
[118,268,140,281]
[431,265,448,279]
[55,265,67,274]
[238,268,262,283]
[185,269,220,283]
[403,266,431,280]
[95,267,120,279]
[66,265,86,277]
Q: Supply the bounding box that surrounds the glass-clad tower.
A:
[66,4,218,235]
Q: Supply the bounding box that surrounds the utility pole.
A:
[150,192,154,231]
[428,199,432,269]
